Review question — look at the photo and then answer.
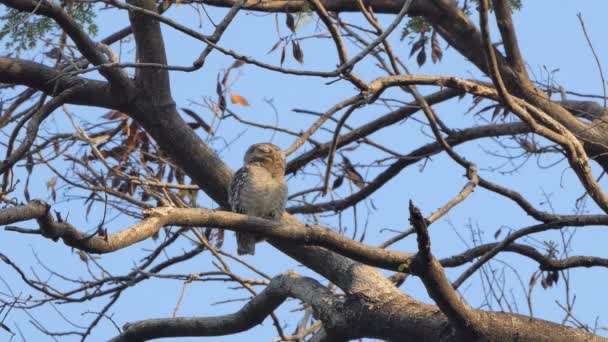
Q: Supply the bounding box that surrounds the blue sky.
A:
[1,1,608,341]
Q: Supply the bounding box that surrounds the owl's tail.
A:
[236,232,256,255]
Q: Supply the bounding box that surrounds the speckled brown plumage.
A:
[228,143,287,255]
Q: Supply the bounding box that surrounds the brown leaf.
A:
[53,140,60,155]
[529,271,539,287]
[409,36,427,57]
[46,177,57,189]
[267,39,282,54]
[416,48,426,67]
[431,30,442,63]
[229,59,246,70]
[26,155,33,175]
[218,94,227,113]
[465,96,484,114]
[216,76,223,96]
[181,108,213,134]
[491,105,502,121]
[280,44,287,65]
[343,157,365,189]
[473,104,497,117]
[88,134,110,144]
[286,13,296,32]
[494,227,502,239]
[126,121,141,153]
[229,93,250,106]
[102,111,129,121]
[292,41,304,64]
[332,175,344,190]
[0,322,12,334]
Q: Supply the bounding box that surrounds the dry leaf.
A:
[88,134,110,144]
[182,108,213,134]
[416,48,426,67]
[292,41,304,64]
[102,111,129,121]
[218,94,227,113]
[431,30,442,63]
[343,157,365,189]
[286,13,296,32]
[229,93,250,106]
[280,45,287,65]
[409,36,426,57]
[332,175,344,190]
[267,39,282,54]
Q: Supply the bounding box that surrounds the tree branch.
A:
[111,272,337,341]
[408,201,480,340]
[288,121,530,214]
[1,0,132,89]
[0,57,117,109]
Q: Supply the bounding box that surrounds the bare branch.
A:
[408,201,480,340]
[111,272,336,342]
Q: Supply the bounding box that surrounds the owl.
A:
[228,143,288,255]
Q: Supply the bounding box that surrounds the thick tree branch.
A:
[111,272,337,342]
[0,200,48,225]
[492,0,527,76]
[1,0,132,89]
[478,0,608,214]
[0,58,118,109]
[408,201,480,340]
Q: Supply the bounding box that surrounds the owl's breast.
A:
[238,165,287,218]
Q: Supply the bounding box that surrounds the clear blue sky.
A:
[1,1,608,341]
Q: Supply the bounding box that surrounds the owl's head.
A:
[244,143,286,174]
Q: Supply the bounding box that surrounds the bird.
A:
[228,143,288,255]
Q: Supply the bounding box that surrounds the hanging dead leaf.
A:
[332,175,344,190]
[126,121,141,153]
[491,106,502,121]
[342,157,365,189]
[292,41,304,64]
[409,36,427,57]
[229,93,250,106]
[229,59,246,70]
[286,13,296,32]
[218,94,227,113]
[216,75,223,96]
[46,177,57,189]
[0,322,12,334]
[182,108,213,134]
[26,155,33,175]
[431,30,442,63]
[494,227,502,239]
[416,48,426,67]
[102,111,129,121]
[89,134,110,144]
[280,44,287,65]
[267,39,282,54]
